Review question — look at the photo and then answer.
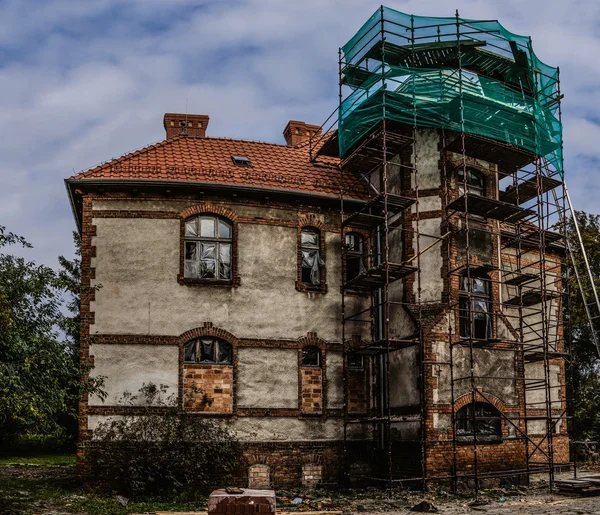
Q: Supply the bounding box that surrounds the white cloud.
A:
[0,0,599,269]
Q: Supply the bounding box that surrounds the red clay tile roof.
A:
[70,135,365,199]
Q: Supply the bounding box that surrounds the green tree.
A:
[0,226,101,445]
[564,212,600,444]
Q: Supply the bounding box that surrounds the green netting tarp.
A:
[339,6,563,176]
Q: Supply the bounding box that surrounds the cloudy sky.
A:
[1,0,598,268]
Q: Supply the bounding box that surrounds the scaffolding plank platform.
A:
[523,350,570,361]
[340,118,414,173]
[351,338,420,355]
[343,194,415,228]
[502,228,565,252]
[504,290,561,307]
[447,193,534,222]
[344,262,417,290]
[500,176,563,205]
[504,272,538,286]
[445,133,536,174]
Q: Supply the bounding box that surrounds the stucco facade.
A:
[67,114,568,488]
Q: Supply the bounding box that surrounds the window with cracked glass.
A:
[184,215,232,281]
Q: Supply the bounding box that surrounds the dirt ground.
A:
[2,464,600,515]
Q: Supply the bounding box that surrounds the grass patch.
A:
[0,453,76,466]
[0,464,208,515]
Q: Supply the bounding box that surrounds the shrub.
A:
[87,383,243,497]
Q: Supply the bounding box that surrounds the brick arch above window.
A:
[177,323,240,348]
[454,390,505,414]
[179,202,239,222]
[177,204,240,287]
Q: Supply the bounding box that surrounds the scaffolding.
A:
[310,5,598,492]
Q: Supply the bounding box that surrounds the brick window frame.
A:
[177,203,240,287]
[454,391,505,444]
[298,332,327,416]
[296,216,327,294]
[177,323,239,415]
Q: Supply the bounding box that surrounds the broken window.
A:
[458,167,485,197]
[184,338,232,365]
[301,227,324,286]
[459,274,492,340]
[345,232,366,284]
[302,346,321,367]
[184,215,232,281]
[456,402,501,439]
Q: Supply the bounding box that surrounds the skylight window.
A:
[231,155,251,167]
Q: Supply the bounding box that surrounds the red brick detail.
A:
[177,325,239,414]
[348,369,368,414]
[454,391,506,413]
[184,364,233,413]
[300,368,323,414]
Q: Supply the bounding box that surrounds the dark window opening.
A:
[458,168,485,197]
[459,274,492,340]
[456,402,501,440]
[184,215,232,281]
[301,227,324,286]
[184,338,232,365]
[302,346,321,367]
[345,232,365,283]
[231,155,251,167]
[348,353,364,370]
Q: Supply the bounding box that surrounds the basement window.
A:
[231,155,251,167]
[184,337,232,365]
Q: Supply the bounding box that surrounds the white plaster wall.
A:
[87,415,371,441]
[389,346,420,408]
[413,218,443,303]
[88,344,179,406]
[236,348,298,409]
[412,129,440,190]
[326,352,343,409]
[525,363,561,409]
[91,218,367,341]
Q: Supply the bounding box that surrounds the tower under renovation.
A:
[313,6,583,489]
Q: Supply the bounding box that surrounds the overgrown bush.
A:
[88,383,243,497]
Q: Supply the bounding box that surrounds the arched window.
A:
[458,168,485,197]
[459,274,492,340]
[348,353,364,370]
[301,227,324,286]
[184,215,232,280]
[345,232,365,282]
[456,402,501,439]
[302,345,321,367]
[184,337,232,365]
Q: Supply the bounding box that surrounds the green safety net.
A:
[339,6,563,176]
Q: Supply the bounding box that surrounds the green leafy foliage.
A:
[0,226,103,446]
[563,212,600,445]
[88,383,243,498]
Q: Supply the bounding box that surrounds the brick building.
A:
[66,8,571,490]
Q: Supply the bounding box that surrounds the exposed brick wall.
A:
[301,368,323,414]
[348,369,368,413]
[301,463,322,489]
[248,464,270,489]
[183,364,233,413]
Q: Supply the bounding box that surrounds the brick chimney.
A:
[164,113,209,139]
[283,120,322,147]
